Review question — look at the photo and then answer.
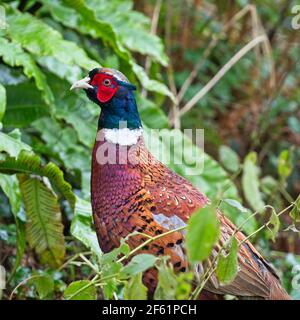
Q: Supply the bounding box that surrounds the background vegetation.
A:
[0,0,299,300]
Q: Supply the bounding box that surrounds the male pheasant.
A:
[71,68,290,300]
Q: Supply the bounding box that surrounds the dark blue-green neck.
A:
[98,86,142,130]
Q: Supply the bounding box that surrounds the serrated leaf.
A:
[0,150,75,209]
[186,206,220,262]
[124,273,148,300]
[120,254,157,278]
[242,152,265,212]
[19,175,65,267]
[64,280,96,300]
[219,145,240,173]
[216,237,238,285]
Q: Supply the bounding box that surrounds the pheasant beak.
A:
[70,76,93,90]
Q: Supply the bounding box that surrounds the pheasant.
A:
[71,67,290,300]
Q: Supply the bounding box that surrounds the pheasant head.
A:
[70,68,142,130]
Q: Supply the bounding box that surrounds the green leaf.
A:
[219,145,240,173]
[0,129,32,157]
[120,254,157,278]
[138,95,169,129]
[0,174,21,214]
[267,207,280,242]
[154,258,193,300]
[0,83,6,121]
[222,199,249,213]
[88,0,168,65]
[31,273,54,299]
[0,150,75,209]
[260,176,278,196]
[44,0,174,100]
[216,237,238,285]
[0,174,25,282]
[278,149,293,182]
[290,195,300,223]
[124,273,148,300]
[100,239,130,265]
[64,280,96,300]
[6,9,98,71]
[3,82,49,127]
[19,175,65,267]
[0,37,54,106]
[242,152,265,212]
[71,196,102,258]
[186,206,220,263]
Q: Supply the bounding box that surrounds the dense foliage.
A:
[0,0,299,300]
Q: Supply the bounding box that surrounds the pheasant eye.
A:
[103,79,111,87]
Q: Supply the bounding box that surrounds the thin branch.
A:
[179,34,267,117]
[176,4,254,105]
[141,0,163,98]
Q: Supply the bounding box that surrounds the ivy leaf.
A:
[120,254,157,278]
[186,206,220,263]
[242,152,265,212]
[64,280,96,300]
[19,175,65,267]
[124,273,148,300]
[216,237,238,285]
[278,149,293,182]
[219,145,240,173]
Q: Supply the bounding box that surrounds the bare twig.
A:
[179,35,267,117]
[141,0,163,98]
[176,4,253,105]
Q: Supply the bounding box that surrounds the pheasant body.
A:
[71,67,290,300]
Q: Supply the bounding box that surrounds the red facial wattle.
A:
[90,73,119,103]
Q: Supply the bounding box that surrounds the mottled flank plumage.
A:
[71,68,290,300]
